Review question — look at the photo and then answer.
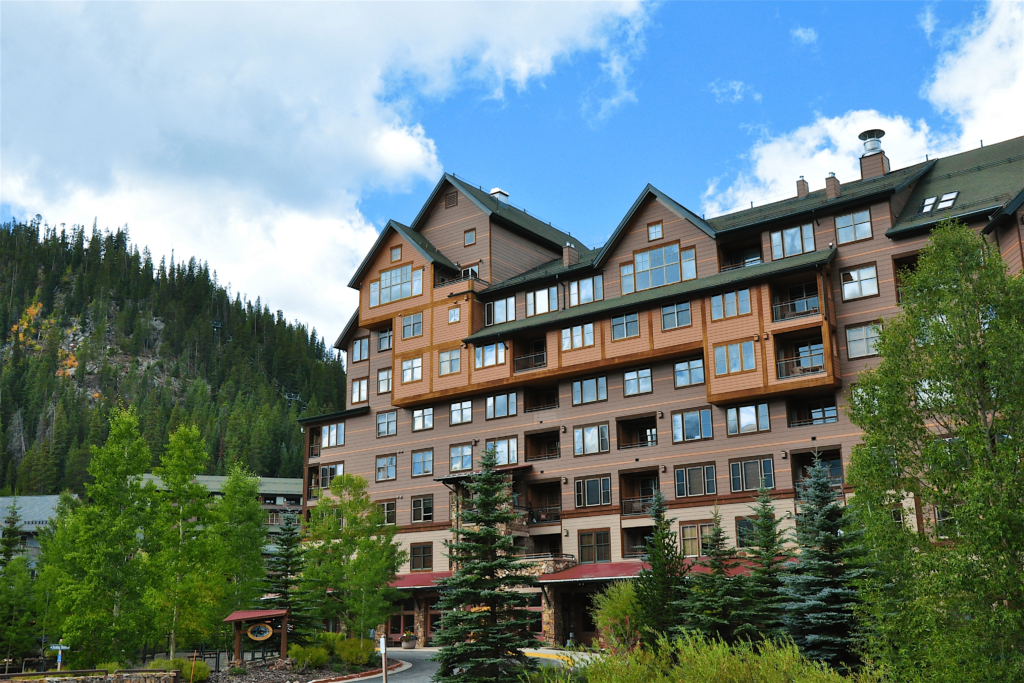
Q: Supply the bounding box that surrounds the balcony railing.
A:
[515,505,562,524]
[518,552,576,561]
[771,295,821,322]
[524,401,559,413]
[789,414,839,428]
[514,351,547,372]
[307,486,320,500]
[623,544,647,559]
[777,354,825,379]
[619,435,657,449]
[719,258,763,272]
[525,443,560,461]
[621,496,656,516]
[309,444,320,459]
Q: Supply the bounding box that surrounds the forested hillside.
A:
[0,216,346,494]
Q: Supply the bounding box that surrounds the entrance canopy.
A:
[223,609,289,623]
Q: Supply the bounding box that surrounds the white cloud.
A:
[791,26,818,45]
[0,1,649,339]
[708,80,761,104]
[704,1,1023,219]
[918,5,939,40]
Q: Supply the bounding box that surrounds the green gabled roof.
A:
[465,247,837,344]
[447,176,575,250]
[347,220,459,289]
[334,309,360,350]
[888,137,1024,237]
[708,160,935,234]
[481,247,601,297]
[984,187,1024,234]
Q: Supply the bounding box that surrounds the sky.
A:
[2,1,1022,344]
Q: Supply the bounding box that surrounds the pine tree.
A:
[433,447,538,683]
[633,491,687,643]
[262,515,316,646]
[779,456,865,669]
[736,487,792,641]
[674,507,748,643]
[213,463,268,618]
[0,496,23,567]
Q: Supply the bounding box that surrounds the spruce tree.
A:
[736,487,792,641]
[262,515,316,645]
[0,497,23,568]
[633,491,687,643]
[674,507,747,643]
[779,456,864,669]
[433,447,537,683]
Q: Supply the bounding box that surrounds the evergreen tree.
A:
[212,463,267,620]
[262,515,316,646]
[674,507,748,643]
[633,491,687,643]
[779,456,864,669]
[433,447,538,683]
[736,487,792,641]
[0,556,39,665]
[0,496,24,567]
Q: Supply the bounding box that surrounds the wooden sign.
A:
[247,623,273,641]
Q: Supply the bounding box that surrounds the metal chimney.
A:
[490,187,509,204]
[859,129,885,155]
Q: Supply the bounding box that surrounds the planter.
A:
[400,638,417,649]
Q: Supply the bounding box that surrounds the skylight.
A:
[921,196,937,212]
[936,191,959,210]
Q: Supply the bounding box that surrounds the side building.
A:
[299,133,1024,647]
[0,495,75,568]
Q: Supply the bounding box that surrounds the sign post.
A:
[379,636,387,683]
[49,641,70,671]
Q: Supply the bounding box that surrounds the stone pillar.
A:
[541,587,564,646]
[414,593,428,648]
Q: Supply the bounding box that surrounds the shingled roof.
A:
[347,220,459,289]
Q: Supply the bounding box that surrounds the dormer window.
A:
[370,264,423,307]
[391,246,402,262]
[621,243,695,294]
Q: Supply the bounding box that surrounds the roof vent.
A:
[490,187,509,204]
[859,129,885,155]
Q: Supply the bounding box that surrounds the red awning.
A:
[539,561,649,583]
[223,609,289,623]
[390,571,453,589]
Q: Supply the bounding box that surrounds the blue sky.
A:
[2,1,1021,339]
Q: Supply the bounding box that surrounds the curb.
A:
[306,659,409,683]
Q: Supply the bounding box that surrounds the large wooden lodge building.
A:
[298,132,1024,646]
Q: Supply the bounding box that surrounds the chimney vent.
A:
[858,129,890,179]
[825,173,842,200]
[563,242,579,267]
[490,187,509,204]
[796,176,810,198]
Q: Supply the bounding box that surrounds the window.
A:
[726,403,770,435]
[450,444,472,471]
[836,210,871,244]
[672,409,713,442]
[402,357,422,383]
[376,455,396,481]
[390,246,402,262]
[439,349,461,375]
[730,458,775,492]
[378,368,392,393]
[461,265,479,279]
[464,228,475,245]
[569,276,603,306]
[662,301,691,330]
[352,338,369,362]
[714,341,756,375]
[448,307,460,323]
[412,450,433,476]
[770,224,815,259]
[675,465,717,497]
[486,392,517,419]
[575,477,612,507]
[474,343,506,368]
[579,530,611,563]
[561,323,595,350]
[736,519,756,548]
[574,424,610,455]
[320,464,341,489]
[620,263,635,294]
[486,438,518,466]
[711,289,752,320]
[485,297,516,326]
[847,324,880,358]
[402,313,423,339]
[351,379,368,404]
[612,312,640,340]
[680,524,700,557]
[623,243,696,293]
[446,191,458,208]
[370,264,422,307]
[412,408,433,432]
[648,221,663,240]
[921,195,937,212]
[412,497,433,523]
[623,368,652,396]
[841,265,879,300]
[572,376,607,405]
[526,287,557,316]
[450,401,472,425]
[936,191,958,210]
[674,358,705,387]
[935,508,957,538]
[376,411,397,437]
[378,328,393,352]
[410,543,433,570]
[379,501,396,525]
[319,422,345,448]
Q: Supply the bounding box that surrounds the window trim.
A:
[673,464,718,499]
[671,408,714,443]
[736,517,756,548]
[485,391,517,420]
[729,457,776,492]
[710,288,753,321]
[474,342,507,368]
[577,528,612,564]
[834,208,874,245]
[484,296,516,326]
[679,521,715,558]
[449,400,473,426]
[411,449,434,477]
[484,436,519,466]
[568,275,604,307]
[411,496,434,524]
[611,311,641,341]
[401,356,423,384]
[464,228,475,245]
[623,240,697,294]
[561,322,596,351]
[377,368,392,394]
[647,221,663,241]
[401,312,424,340]
[525,286,558,317]
[390,246,402,262]
[845,321,881,360]
[351,337,370,363]
[351,378,368,404]
[573,422,611,456]
[411,408,434,433]
[410,542,433,571]
[448,307,461,324]
[378,499,397,526]
[622,367,653,397]
[726,403,771,436]
[574,476,613,508]
[572,376,608,406]
[375,454,397,482]
[713,339,758,376]
[449,443,473,472]
[840,262,880,302]
[376,410,398,438]
[439,348,461,376]
[770,224,815,260]
[661,301,692,331]
[378,328,393,352]
[673,357,706,388]
[369,264,424,308]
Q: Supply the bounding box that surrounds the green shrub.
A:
[334,639,375,668]
[311,631,346,650]
[590,581,640,655]
[228,666,247,676]
[288,644,330,670]
[147,658,211,682]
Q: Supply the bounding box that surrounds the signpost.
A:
[49,641,70,671]
[378,636,387,683]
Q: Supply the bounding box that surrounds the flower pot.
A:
[401,638,417,649]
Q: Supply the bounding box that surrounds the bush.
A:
[287,644,330,670]
[590,581,640,655]
[148,658,211,682]
[228,667,247,676]
[311,631,346,650]
[335,639,375,668]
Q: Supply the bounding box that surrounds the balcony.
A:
[514,350,547,372]
[621,497,656,517]
[623,527,654,558]
[794,452,844,489]
[524,384,559,413]
[771,295,820,322]
[307,486,320,500]
[788,397,839,427]
[515,504,562,525]
[719,258,763,272]
[309,444,320,459]
[720,244,763,273]
[617,416,658,450]
[525,438,560,462]
[777,351,825,379]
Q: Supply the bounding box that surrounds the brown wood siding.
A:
[358,232,432,328]
[419,186,491,280]
[489,221,561,284]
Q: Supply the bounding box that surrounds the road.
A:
[388,649,438,683]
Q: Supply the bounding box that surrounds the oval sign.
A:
[247,623,273,641]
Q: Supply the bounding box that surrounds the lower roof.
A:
[224,609,289,623]
[391,570,453,590]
